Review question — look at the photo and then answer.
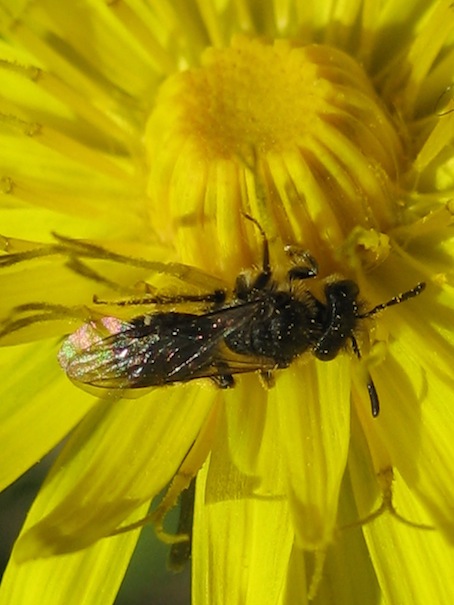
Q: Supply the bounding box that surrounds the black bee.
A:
[58,216,425,416]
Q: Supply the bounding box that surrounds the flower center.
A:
[145,36,405,273]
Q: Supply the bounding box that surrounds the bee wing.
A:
[58,316,138,389]
[58,301,273,391]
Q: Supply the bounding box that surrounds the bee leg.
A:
[234,273,251,299]
[285,246,319,280]
[93,289,226,307]
[210,361,235,388]
[259,370,275,388]
[211,373,235,388]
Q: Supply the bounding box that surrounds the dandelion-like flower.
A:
[1,1,454,604]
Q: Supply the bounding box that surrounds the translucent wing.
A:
[58,302,276,391]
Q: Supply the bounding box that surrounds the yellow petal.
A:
[371,338,454,539]
[0,341,94,490]
[192,438,293,605]
[271,357,351,549]
[222,374,271,477]
[349,414,454,605]
[367,515,454,605]
[15,384,216,559]
[0,506,146,605]
[283,476,379,605]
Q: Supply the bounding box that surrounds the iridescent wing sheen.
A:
[58,302,276,391]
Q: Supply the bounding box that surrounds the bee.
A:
[58,216,425,417]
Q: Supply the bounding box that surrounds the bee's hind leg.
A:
[259,370,275,388]
[210,373,234,389]
[210,362,235,388]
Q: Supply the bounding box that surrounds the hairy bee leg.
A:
[67,255,228,308]
[234,273,251,299]
[287,265,318,281]
[210,372,235,389]
[285,246,319,280]
[68,256,229,306]
[259,370,275,388]
[93,289,227,307]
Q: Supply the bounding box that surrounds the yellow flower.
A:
[1,1,454,604]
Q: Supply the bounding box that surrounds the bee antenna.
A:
[242,213,266,239]
[350,334,380,417]
[359,282,426,319]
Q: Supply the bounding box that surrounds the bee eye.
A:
[325,280,360,300]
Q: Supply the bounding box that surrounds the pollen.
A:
[156,37,399,159]
[146,36,406,270]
